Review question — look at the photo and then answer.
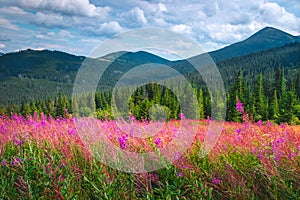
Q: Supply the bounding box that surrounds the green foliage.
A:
[0,42,300,123]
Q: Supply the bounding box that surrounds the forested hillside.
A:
[0,28,299,123]
[1,43,299,124]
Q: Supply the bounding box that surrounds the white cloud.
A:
[0,18,19,30]
[0,44,6,48]
[204,24,246,43]
[158,3,167,12]
[0,0,300,56]
[122,7,148,25]
[31,47,45,51]
[170,24,193,35]
[0,6,27,15]
[1,0,111,18]
[35,32,56,40]
[258,2,300,34]
[99,21,123,34]
[33,12,71,28]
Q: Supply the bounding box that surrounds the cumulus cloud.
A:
[0,44,6,48]
[0,18,19,30]
[33,12,71,28]
[35,32,56,40]
[0,0,111,18]
[98,21,124,35]
[0,0,299,56]
[0,6,27,15]
[158,3,167,12]
[171,24,193,35]
[122,7,148,26]
[258,2,300,33]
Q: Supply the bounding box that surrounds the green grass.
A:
[0,140,299,199]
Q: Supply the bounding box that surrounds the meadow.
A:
[0,111,299,200]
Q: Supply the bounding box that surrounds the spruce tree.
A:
[253,73,265,120]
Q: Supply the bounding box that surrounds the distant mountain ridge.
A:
[208,27,300,62]
[0,27,299,104]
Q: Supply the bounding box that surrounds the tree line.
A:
[0,66,299,124]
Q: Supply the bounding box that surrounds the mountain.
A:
[0,49,172,104]
[0,49,85,81]
[99,50,170,64]
[0,27,299,104]
[0,53,4,56]
[208,27,300,62]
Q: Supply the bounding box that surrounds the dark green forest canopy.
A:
[0,42,299,124]
[0,42,299,104]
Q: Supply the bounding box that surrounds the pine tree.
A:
[294,71,300,98]
[269,90,279,120]
[277,69,290,123]
[23,103,32,116]
[226,70,244,122]
[30,100,37,115]
[198,88,205,119]
[253,73,265,120]
[56,92,65,117]
[46,97,54,117]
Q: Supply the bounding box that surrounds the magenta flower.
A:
[257,120,263,126]
[118,134,129,149]
[179,113,185,120]
[13,139,24,146]
[280,123,286,129]
[177,172,183,177]
[257,151,263,159]
[236,99,244,113]
[11,157,22,165]
[154,137,162,147]
[129,114,135,121]
[174,152,181,160]
[235,128,241,134]
[68,127,76,136]
[1,159,6,166]
[212,177,221,185]
[207,116,211,123]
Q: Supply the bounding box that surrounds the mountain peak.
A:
[259,26,283,32]
[209,26,299,61]
[250,26,294,39]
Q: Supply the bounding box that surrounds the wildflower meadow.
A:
[0,109,299,199]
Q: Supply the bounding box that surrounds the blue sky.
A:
[0,0,299,58]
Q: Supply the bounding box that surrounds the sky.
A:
[0,0,299,59]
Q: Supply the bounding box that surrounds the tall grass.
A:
[0,114,299,199]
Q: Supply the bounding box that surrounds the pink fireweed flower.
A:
[207,116,211,123]
[68,127,76,136]
[11,157,22,165]
[177,172,183,177]
[129,113,135,121]
[179,113,185,120]
[266,120,272,126]
[118,134,129,149]
[243,123,249,129]
[257,120,263,126]
[221,144,227,151]
[212,177,221,185]
[13,139,24,146]
[235,128,242,134]
[257,151,263,159]
[1,159,6,166]
[280,123,286,129]
[236,98,244,113]
[154,137,162,147]
[250,147,258,155]
[174,152,181,160]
